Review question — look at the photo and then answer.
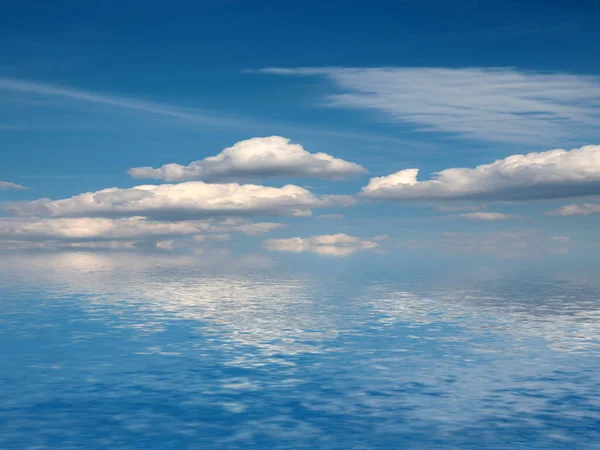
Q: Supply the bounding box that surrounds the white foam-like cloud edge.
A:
[457,212,520,221]
[263,233,386,256]
[0,181,27,190]
[361,145,600,201]
[258,67,600,144]
[545,203,600,216]
[128,136,367,182]
[0,216,286,249]
[4,181,355,219]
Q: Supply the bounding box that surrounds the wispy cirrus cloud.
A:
[258,67,600,144]
[0,181,27,190]
[0,76,232,127]
[0,76,418,146]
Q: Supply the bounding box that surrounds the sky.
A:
[1,0,599,262]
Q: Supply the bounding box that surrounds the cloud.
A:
[194,233,231,243]
[317,214,344,220]
[4,181,355,220]
[0,76,233,127]
[0,77,419,147]
[229,222,286,236]
[263,233,379,256]
[128,136,366,182]
[438,204,487,212]
[259,67,600,144]
[0,216,215,242]
[361,145,600,201]
[457,212,520,221]
[372,234,389,241]
[0,216,288,250]
[0,181,27,190]
[545,203,600,216]
[549,236,571,243]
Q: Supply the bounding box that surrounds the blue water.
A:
[1,252,600,449]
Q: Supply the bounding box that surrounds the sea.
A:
[1,251,599,449]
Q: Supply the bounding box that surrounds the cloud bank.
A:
[5,181,355,220]
[361,145,600,201]
[129,136,366,182]
[264,233,382,256]
[0,217,208,241]
[259,67,600,144]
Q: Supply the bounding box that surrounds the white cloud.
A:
[5,181,355,219]
[260,67,600,144]
[0,217,217,244]
[550,236,571,243]
[194,233,231,243]
[230,222,286,236]
[317,214,344,220]
[128,136,366,182]
[0,216,288,249]
[0,181,27,190]
[361,145,600,201]
[372,234,389,241]
[155,240,175,250]
[263,233,379,256]
[457,212,520,221]
[546,203,600,216]
[438,204,487,212]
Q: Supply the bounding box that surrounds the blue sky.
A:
[1,0,599,261]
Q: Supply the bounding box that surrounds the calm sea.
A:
[1,251,599,449]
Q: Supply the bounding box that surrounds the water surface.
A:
[1,252,600,449]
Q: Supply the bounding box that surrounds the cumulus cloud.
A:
[0,216,289,250]
[457,212,520,221]
[0,217,211,241]
[4,181,355,219]
[128,136,366,182]
[259,67,600,144]
[0,181,27,190]
[263,233,379,256]
[361,145,600,201]
[545,203,600,216]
